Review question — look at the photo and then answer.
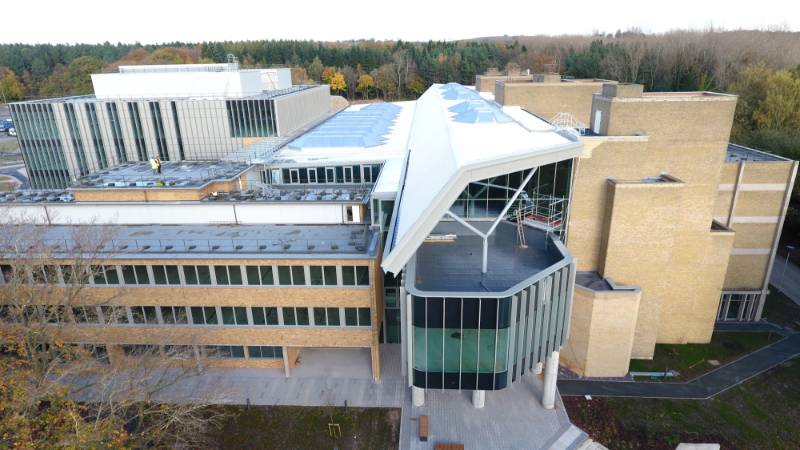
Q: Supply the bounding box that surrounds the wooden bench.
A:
[434,444,465,450]
[419,415,428,442]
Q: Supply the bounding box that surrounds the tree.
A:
[0,67,23,101]
[40,56,106,97]
[328,72,346,94]
[341,66,358,100]
[356,73,374,100]
[308,57,324,83]
[373,64,397,100]
[0,224,228,448]
[290,66,311,85]
[321,67,336,85]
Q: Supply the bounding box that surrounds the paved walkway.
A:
[558,332,800,399]
[771,257,800,305]
[86,345,577,449]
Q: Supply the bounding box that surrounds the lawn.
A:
[628,331,781,381]
[209,405,400,450]
[565,358,800,449]
[762,286,800,330]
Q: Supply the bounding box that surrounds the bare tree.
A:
[0,223,229,448]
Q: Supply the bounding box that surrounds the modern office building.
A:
[1,67,796,410]
[9,63,331,189]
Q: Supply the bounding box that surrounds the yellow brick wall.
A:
[724,254,770,289]
[495,82,606,124]
[567,91,739,359]
[716,161,797,291]
[600,180,684,357]
[561,285,641,377]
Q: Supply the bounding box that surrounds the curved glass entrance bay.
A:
[412,296,511,390]
[406,222,575,391]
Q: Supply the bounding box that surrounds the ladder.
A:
[516,208,528,248]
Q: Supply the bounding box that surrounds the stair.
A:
[543,424,589,450]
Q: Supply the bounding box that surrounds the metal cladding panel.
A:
[0,202,353,225]
[234,203,345,224]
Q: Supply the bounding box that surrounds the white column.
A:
[472,390,485,408]
[542,350,559,409]
[412,386,425,407]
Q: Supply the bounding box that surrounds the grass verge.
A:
[629,331,781,381]
[565,358,800,449]
[208,405,400,450]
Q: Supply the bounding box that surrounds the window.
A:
[106,103,127,163]
[60,265,88,284]
[100,306,125,324]
[121,265,150,285]
[1,265,14,283]
[183,265,212,285]
[190,306,219,325]
[251,307,279,325]
[342,266,369,286]
[122,344,157,356]
[314,307,341,326]
[41,305,67,323]
[246,266,274,285]
[248,346,283,359]
[282,307,309,326]
[277,266,306,286]
[129,306,157,325]
[345,307,372,327]
[214,265,242,285]
[160,306,188,324]
[202,345,245,359]
[92,265,120,285]
[163,344,194,359]
[149,102,170,161]
[309,266,338,286]
[72,306,99,323]
[221,306,249,325]
[356,266,369,286]
[152,265,180,285]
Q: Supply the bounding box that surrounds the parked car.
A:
[1,118,12,133]
[8,127,16,136]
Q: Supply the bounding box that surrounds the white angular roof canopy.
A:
[381,83,582,274]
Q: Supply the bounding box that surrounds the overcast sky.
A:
[3,0,798,44]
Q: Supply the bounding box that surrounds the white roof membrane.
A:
[381,83,582,274]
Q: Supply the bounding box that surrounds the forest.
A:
[0,29,798,233]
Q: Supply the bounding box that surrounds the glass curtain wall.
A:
[449,160,573,220]
[412,296,511,390]
[10,103,71,189]
[225,99,277,138]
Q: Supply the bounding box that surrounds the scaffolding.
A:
[509,192,567,243]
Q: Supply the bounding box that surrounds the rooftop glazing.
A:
[287,103,401,149]
[0,224,379,259]
[70,161,251,189]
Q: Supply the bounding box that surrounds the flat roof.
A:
[726,143,789,163]
[381,83,582,274]
[410,221,564,294]
[13,85,317,104]
[269,101,415,167]
[371,157,404,199]
[203,185,371,204]
[575,271,613,291]
[70,161,251,190]
[1,224,379,260]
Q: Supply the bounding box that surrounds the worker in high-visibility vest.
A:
[149,158,158,175]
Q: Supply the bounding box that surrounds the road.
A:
[771,255,800,306]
